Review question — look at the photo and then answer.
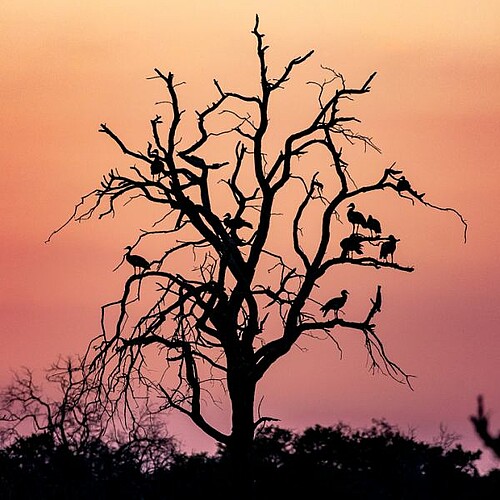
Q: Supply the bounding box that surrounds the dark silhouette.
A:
[312,178,324,194]
[397,175,411,192]
[320,290,349,318]
[223,212,253,231]
[2,382,499,500]
[124,245,151,273]
[363,213,382,236]
[471,395,500,459]
[248,421,498,500]
[379,234,399,263]
[346,202,367,233]
[150,153,166,180]
[0,359,179,500]
[396,174,425,201]
[146,139,167,181]
[46,15,467,498]
[340,233,364,258]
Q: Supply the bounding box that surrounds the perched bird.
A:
[397,176,425,201]
[223,213,253,231]
[124,246,151,274]
[346,203,367,234]
[312,179,324,194]
[320,290,349,318]
[363,214,382,237]
[396,176,412,193]
[149,152,165,181]
[340,233,364,259]
[379,235,399,263]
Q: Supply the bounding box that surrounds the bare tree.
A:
[47,16,466,497]
[0,358,104,451]
[0,358,177,474]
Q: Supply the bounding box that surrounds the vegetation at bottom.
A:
[1,419,498,500]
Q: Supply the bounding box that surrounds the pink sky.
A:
[1,1,499,471]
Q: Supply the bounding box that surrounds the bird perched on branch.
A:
[347,203,367,233]
[396,176,425,201]
[379,235,399,263]
[147,143,166,181]
[320,290,349,319]
[223,213,253,231]
[312,179,324,195]
[396,176,411,193]
[362,214,382,237]
[124,246,151,274]
[340,233,364,259]
[150,153,165,181]
[150,156,165,180]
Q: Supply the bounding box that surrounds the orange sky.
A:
[1,1,499,471]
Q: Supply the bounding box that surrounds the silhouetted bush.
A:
[248,420,495,499]
[0,420,498,499]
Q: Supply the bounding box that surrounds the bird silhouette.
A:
[396,176,411,192]
[347,203,367,234]
[149,152,165,181]
[379,235,399,263]
[320,290,349,318]
[362,214,382,237]
[312,179,324,194]
[340,233,364,259]
[223,213,253,231]
[124,246,151,274]
[396,176,425,201]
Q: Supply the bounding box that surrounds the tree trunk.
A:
[225,364,257,500]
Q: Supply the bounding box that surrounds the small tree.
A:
[0,359,177,474]
[48,16,466,497]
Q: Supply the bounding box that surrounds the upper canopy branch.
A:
[269,49,314,90]
[152,69,183,164]
[99,123,150,162]
[266,72,378,192]
[252,15,314,95]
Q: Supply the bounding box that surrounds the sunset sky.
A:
[1,1,499,472]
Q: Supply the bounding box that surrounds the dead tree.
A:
[0,358,177,474]
[0,358,104,451]
[47,15,466,498]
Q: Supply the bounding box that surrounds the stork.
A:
[396,176,411,193]
[379,235,399,263]
[149,151,165,181]
[340,233,364,259]
[223,213,253,231]
[363,214,382,237]
[124,246,151,274]
[312,179,324,195]
[397,175,425,201]
[346,203,367,234]
[320,290,349,319]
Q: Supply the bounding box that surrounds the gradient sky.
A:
[1,0,499,472]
